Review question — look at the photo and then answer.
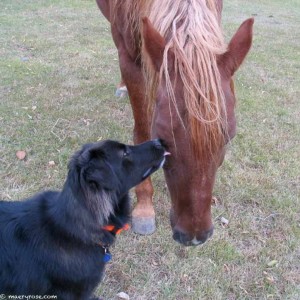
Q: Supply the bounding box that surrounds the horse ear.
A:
[220,18,254,77]
[142,17,166,72]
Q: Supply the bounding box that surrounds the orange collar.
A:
[102,223,130,235]
[99,224,130,263]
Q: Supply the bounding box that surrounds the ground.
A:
[0,0,299,299]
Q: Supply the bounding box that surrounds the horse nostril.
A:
[195,227,214,245]
[172,230,192,246]
[206,226,214,239]
[172,230,182,242]
[200,227,214,242]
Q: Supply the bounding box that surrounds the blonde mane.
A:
[113,0,227,160]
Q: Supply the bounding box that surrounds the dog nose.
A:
[172,227,214,246]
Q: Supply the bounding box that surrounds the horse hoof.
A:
[115,86,128,98]
[132,216,156,235]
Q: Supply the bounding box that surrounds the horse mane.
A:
[113,0,228,161]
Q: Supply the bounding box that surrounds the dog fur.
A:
[0,139,166,299]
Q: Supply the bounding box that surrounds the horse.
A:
[96,0,254,246]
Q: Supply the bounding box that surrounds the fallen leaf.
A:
[48,161,56,167]
[266,276,275,283]
[151,259,159,266]
[16,150,26,160]
[267,260,278,267]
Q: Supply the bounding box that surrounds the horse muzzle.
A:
[172,226,214,246]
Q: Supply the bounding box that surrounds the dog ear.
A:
[76,143,118,191]
[81,160,118,224]
[68,142,120,223]
[82,163,119,192]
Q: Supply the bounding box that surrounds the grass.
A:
[0,0,299,299]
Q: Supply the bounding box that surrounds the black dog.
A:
[0,139,167,299]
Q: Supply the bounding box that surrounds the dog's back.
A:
[0,195,50,293]
[0,193,103,297]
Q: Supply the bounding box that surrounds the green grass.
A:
[0,0,299,299]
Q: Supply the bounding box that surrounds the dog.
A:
[0,139,167,299]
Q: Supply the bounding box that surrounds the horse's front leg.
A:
[116,39,156,235]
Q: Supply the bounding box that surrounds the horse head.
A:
[142,17,254,246]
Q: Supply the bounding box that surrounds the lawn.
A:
[0,0,299,299]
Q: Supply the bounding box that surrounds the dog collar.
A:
[102,223,130,235]
[100,223,130,263]
[102,246,112,263]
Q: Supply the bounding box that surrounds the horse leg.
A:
[132,179,156,234]
[117,40,156,235]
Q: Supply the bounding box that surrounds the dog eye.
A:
[122,146,131,158]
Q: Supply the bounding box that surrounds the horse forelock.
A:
[113,0,228,161]
[148,0,228,161]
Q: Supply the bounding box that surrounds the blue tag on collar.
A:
[103,251,112,263]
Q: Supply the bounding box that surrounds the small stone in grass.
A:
[116,292,129,300]
[48,161,56,167]
[220,216,229,226]
[16,150,26,160]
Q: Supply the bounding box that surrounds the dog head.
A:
[67,139,167,224]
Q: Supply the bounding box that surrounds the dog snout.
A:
[153,138,163,149]
[152,139,167,152]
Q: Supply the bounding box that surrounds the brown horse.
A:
[96,0,253,246]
